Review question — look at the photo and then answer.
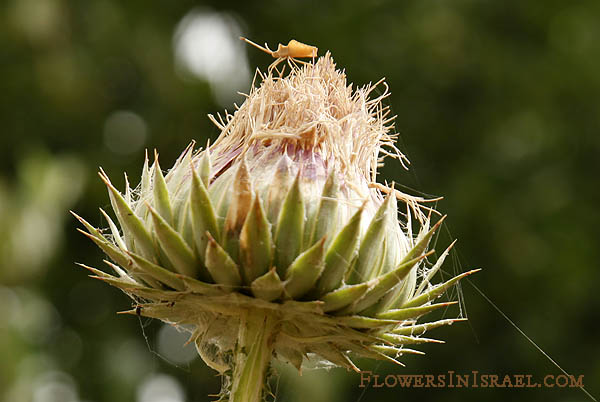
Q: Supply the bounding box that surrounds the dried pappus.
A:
[74,47,478,402]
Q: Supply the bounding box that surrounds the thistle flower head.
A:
[75,51,478,402]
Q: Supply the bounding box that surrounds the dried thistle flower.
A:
[74,52,478,402]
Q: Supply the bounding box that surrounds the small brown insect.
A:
[135,305,142,315]
[240,37,318,61]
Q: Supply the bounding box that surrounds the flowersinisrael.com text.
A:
[359,371,585,389]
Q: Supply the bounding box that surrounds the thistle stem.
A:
[229,309,276,402]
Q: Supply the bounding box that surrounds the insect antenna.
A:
[239,36,274,56]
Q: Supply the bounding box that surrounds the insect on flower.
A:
[240,37,318,69]
[74,43,479,402]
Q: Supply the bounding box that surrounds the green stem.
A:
[229,309,276,402]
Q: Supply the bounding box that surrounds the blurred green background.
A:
[1,0,598,401]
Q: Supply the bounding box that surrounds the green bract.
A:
[75,53,478,402]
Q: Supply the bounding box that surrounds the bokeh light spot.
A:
[103,111,148,155]
[104,338,156,385]
[173,9,250,107]
[32,371,79,402]
[136,374,185,402]
[156,324,198,365]
[8,0,63,44]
